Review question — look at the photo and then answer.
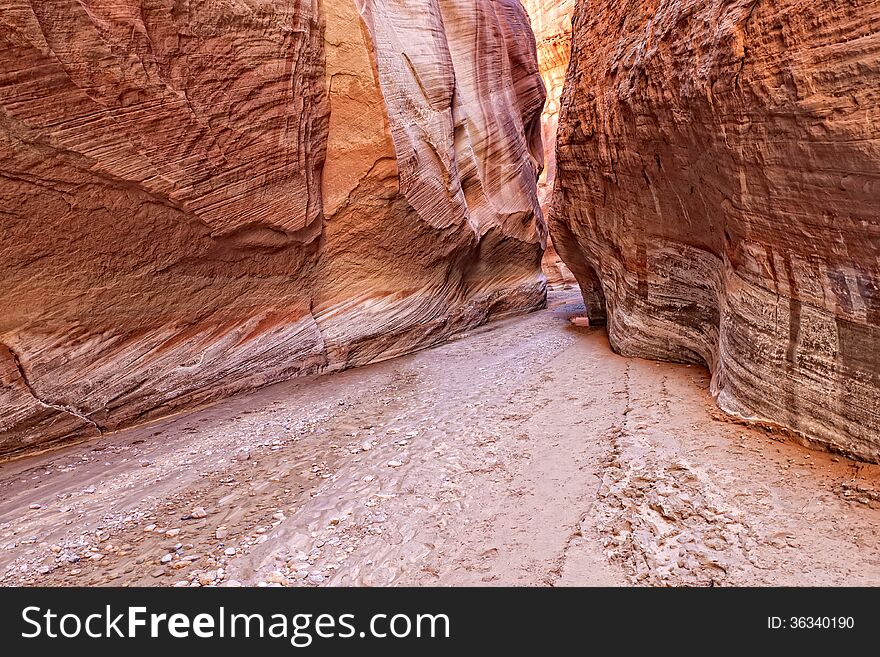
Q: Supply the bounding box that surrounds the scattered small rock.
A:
[266,571,288,585]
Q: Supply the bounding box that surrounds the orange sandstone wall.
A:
[553,0,880,460]
[522,0,576,286]
[0,0,547,456]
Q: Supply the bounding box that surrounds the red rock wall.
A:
[553,0,880,460]
[0,0,547,456]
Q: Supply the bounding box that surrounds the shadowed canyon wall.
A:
[0,0,547,457]
[553,0,880,460]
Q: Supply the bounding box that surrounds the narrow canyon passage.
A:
[1,290,877,587]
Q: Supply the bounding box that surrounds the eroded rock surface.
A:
[0,0,547,456]
[553,0,880,460]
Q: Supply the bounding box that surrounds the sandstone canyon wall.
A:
[553,0,880,460]
[0,0,547,457]
[522,0,572,206]
[522,0,576,286]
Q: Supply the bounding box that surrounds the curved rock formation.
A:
[553,0,880,461]
[0,0,547,457]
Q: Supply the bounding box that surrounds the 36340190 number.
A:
[768,616,854,629]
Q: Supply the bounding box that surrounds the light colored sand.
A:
[1,289,878,587]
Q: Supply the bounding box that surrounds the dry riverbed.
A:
[1,289,878,587]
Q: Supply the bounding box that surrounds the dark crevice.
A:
[4,344,104,436]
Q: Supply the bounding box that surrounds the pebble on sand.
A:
[266,571,288,585]
[224,547,236,556]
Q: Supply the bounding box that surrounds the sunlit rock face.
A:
[553,0,880,461]
[522,0,576,287]
[0,0,546,456]
[521,0,573,206]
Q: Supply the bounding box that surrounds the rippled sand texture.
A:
[553,0,880,460]
[0,0,547,456]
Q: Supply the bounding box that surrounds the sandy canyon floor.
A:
[1,289,878,587]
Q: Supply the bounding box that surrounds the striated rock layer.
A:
[522,0,576,286]
[553,0,880,460]
[522,0,573,206]
[0,0,547,457]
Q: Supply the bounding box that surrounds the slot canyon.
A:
[0,0,877,587]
